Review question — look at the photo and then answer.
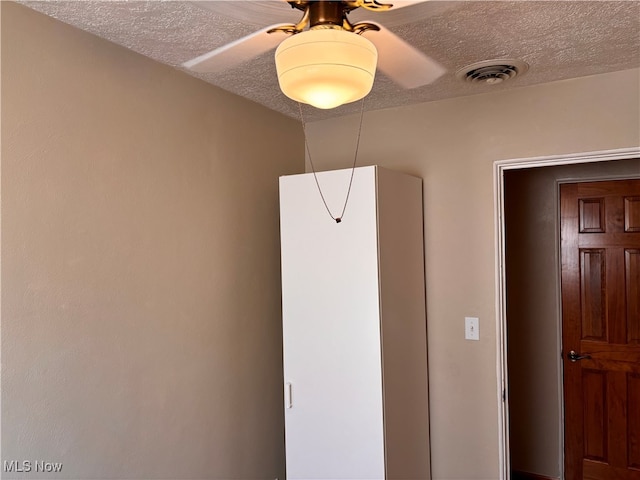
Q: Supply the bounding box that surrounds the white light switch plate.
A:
[465,317,479,341]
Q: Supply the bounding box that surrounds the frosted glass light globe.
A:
[275,29,378,110]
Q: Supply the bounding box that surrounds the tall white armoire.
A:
[279,165,430,480]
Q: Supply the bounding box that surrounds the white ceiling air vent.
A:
[456,59,529,85]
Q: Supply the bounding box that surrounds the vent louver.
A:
[456,59,529,84]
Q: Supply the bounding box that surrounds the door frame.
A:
[493,146,640,480]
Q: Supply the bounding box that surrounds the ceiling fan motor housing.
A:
[307,1,347,28]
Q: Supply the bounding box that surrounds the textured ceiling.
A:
[19,1,640,121]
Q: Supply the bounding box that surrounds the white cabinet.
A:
[279,165,430,480]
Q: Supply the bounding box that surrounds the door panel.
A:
[582,369,607,461]
[279,168,386,479]
[580,249,606,340]
[629,373,640,469]
[627,250,640,342]
[561,179,640,480]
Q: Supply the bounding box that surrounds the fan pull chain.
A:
[298,98,366,224]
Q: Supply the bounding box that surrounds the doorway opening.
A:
[494,148,640,480]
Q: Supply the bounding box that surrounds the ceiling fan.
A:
[183,0,446,109]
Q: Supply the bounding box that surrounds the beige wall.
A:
[306,69,640,479]
[505,159,640,480]
[1,3,302,479]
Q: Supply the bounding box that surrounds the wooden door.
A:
[561,179,640,480]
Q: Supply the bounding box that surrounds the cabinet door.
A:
[279,167,385,479]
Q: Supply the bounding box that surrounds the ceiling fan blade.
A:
[349,0,441,27]
[363,23,446,88]
[386,0,429,9]
[182,24,291,73]
[192,1,299,27]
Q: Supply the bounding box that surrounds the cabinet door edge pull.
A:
[285,382,293,409]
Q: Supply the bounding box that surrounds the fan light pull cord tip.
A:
[297,98,366,224]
